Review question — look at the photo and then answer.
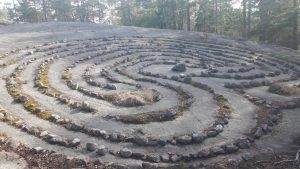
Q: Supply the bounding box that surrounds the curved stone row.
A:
[2,35,300,168]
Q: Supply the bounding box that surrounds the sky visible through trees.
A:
[0,0,298,50]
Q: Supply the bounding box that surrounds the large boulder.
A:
[172,63,186,72]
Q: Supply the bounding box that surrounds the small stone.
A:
[225,144,239,153]
[111,163,127,169]
[234,138,250,149]
[133,136,149,146]
[198,149,211,158]
[242,153,253,161]
[32,147,44,153]
[146,154,161,163]
[49,114,60,122]
[86,143,98,152]
[183,77,192,83]
[172,63,186,72]
[192,133,206,143]
[39,130,48,137]
[96,145,107,156]
[182,154,192,161]
[110,133,119,142]
[176,135,192,144]
[211,147,225,155]
[207,130,218,137]
[160,154,170,162]
[254,127,263,138]
[126,164,143,169]
[93,158,104,165]
[119,148,132,158]
[70,138,81,147]
[104,84,116,90]
[18,95,28,103]
[142,162,158,169]
[132,152,145,159]
[214,124,223,133]
[170,154,181,163]
[47,134,64,145]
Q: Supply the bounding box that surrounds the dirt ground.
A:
[0,22,300,169]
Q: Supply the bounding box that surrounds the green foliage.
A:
[2,0,300,49]
[18,1,38,22]
[0,9,11,25]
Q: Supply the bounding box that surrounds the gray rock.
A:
[172,63,186,72]
[133,136,149,145]
[146,154,161,163]
[69,138,80,147]
[39,130,48,137]
[242,153,253,161]
[192,133,206,143]
[110,133,119,142]
[214,124,224,133]
[111,163,127,169]
[142,162,158,169]
[160,154,170,162]
[254,127,263,138]
[176,135,192,144]
[119,148,132,158]
[234,138,250,149]
[18,95,28,103]
[104,84,116,90]
[86,143,98,152]
[132,152,145,159]
[212,147,225,155]
[47,134,64,145]
[207,130,218,137]
[66,123,83,131]
[96,145,107,156]
[126,164,143,169]
[32,147,44,153]
[225,144,239,153]
[170,154,181,163]
[183,77,192,83]
[198,149,211,158]
[49,114,60,122]
[89,128,102,137]
[93,159,104,165]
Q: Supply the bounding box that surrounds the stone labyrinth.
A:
[0,33,300,168]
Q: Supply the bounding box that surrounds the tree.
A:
[292,0,298,50]
[242,0,247,37]
[18,0,38,22]
[51,0,72,21]
[187,0,191,31]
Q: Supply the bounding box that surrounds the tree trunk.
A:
[247,0,251,36]
[42,0,47,22]
[187,0,191,31]
[215,0,218,33]
[243,0,247,37]
[292,0,299,50]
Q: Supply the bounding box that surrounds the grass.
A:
[4,58,19,65]
[37,111,52,119]
[62,71,72,80]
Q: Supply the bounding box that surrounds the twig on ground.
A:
[255,160,272,164]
